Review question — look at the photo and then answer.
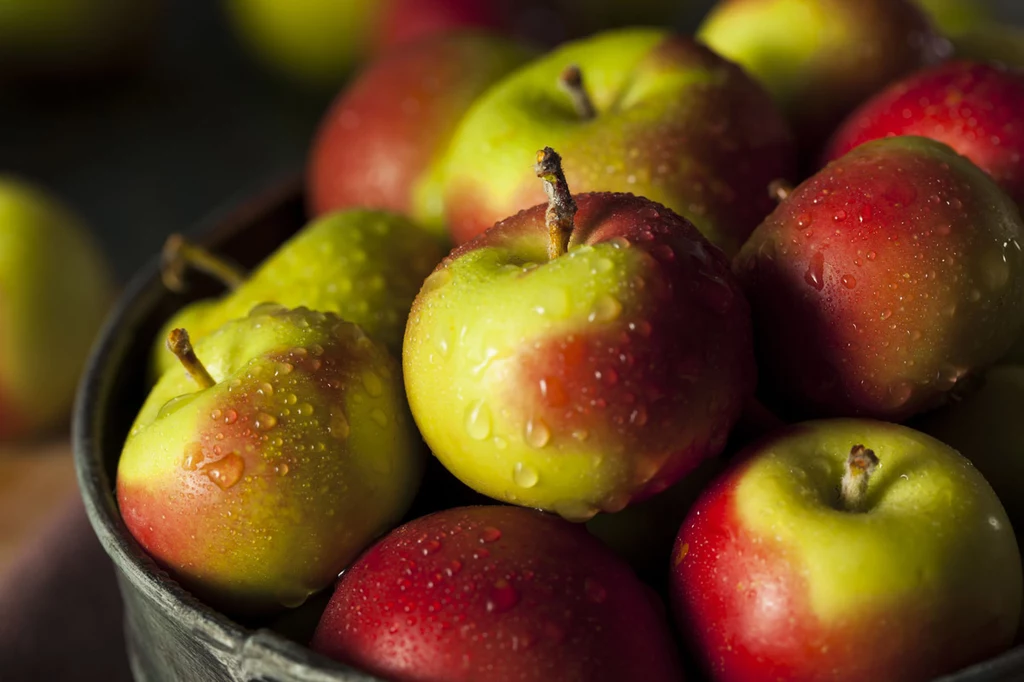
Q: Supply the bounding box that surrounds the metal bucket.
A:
[72,180,1024,682]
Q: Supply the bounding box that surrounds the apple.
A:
[914,365,1024,536]
[312,505,684,682]
[825,61,1024,213]
[376,0,514,51]
[735,136,1024,421]
[697,0,948,159]
[953,26,1024,69]
[404,148,755,521]
[0,0,160,81]
[916,0,993,35]
[118,306,424,613]
[0,178,113,439]
[308,32,535,236]
[440,27,796,256]
[671,419,1022,682]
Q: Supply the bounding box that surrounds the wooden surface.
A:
[0,438,79,573]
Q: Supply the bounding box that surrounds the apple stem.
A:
[840,445,879,512]
[166,328,216,389]
[535,147,577,260]
[558,65,597,121]
[768,179,794,203]
[161,234,247,293]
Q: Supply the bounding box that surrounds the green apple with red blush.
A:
[151,209,445,378]
[119,305,423,614]
[672,419,1022,682]
[440,28,795,256]
[307,32,535,236]
[736,136,1024,421]
[698,0,948,158]
[312,505,684,682]
[404,148,755,521]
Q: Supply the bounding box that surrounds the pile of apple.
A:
[116,1,1024,681]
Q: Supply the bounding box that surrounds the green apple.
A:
[698,0,948,156]
[916,0,993,35]
[954,25,1024,69]
[0,0,159,80]
[672,419,1022,682]
[0,178,113,439]
[915,366,1024,537]
[405,148,755,521]
[151,209,445,378]
[440,27,795,256]
[119,305,423,613]
[224,0,380,87]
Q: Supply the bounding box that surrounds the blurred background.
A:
[1,0,1024,617]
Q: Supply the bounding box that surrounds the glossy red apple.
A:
[671,420,1022,682]
[735,136,1024,421]
[307,32,533,237]
[826,61,1024,211]
[312,505,684,682]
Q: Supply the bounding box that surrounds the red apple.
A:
[376,0,511,51]
[312,505,684,682]
[307,32,533,237]
[826,61,1024,212]
[671,420,1022,682]
[735,136,1024,421]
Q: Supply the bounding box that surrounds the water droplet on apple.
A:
[804,252,825,291]
[421,268,452,296]
[182,443,203,471]
[594,258,614,274]
[480,527,502,543]
[610,237,630,249]
[465,400,492,441]
[485,579,519,613]
[525,418,551,448]
[842,275,857,289]
[274,462,290,476]
[370,408,389,427]
[588,295,623,323]
[284,393,298,405]
[513,462,539,488]
[362,371,383,397]
[223,409,238,425]
[989,516,1002,530]
[255,413,277,431]
[296,403,314,417]
[202,453,245,489]
[554,500,597,522]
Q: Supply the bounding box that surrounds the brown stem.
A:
[161,234,247,293]
[768,179,794,203]
[166,328,216,389]
[558,65,597,120]
[840,445,879,512]
[534,147,576,260]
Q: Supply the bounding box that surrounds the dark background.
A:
[2,0,1024,282]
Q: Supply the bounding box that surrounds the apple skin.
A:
[376,0,512,51]
[119,306,423,614]
[953,26,1024,70]
[671,419,1022,682]
[151,209,445,378]
[440,28,795,256]
[697,0,948,158]
[735,136,1024,421]
[308,33,535,236]
[916,0,992,35]
[0,0,160,82]
[404,191,755,521]
[914,365,1024,536]
[311,505,684,682]
[826,61,1024,213]
[0,178,113,439]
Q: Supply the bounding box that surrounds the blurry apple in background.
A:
[698,0,948,159]
[0,0,161,82]
[916,0,993,35]
[0,178,113,439]
[376,0,511,51]
[441,28,795,255]
[308,32,535,237]
[736,137,1024,421]
[954,25,1024,69]
[914,365,1024,537]
[825,61,1024,213]
[405,148,755,521]
[672,419,1022,682]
